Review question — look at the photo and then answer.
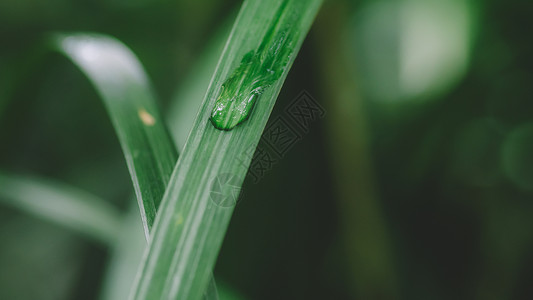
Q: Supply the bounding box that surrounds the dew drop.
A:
[209,0,294,131]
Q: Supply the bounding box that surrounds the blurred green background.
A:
[1,0,533,299]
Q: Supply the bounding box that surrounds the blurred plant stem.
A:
[100,202,146,300]
[168,14,233,152]
[315,2,399,299]
[475,191,533,300]
[0,170,121,245]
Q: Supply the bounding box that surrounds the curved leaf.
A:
[51,33,177,237]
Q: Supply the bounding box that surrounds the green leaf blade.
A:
[44,33,220,300]
[131,0,323,299]
[52,33,178,236]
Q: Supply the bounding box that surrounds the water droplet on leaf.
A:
[210,1,295,130]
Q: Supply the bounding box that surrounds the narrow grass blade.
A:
[203,275,219,300]
[51,33,177,237]
[0,170,121,244]
[47,33,219,299]
[130,1,323,299]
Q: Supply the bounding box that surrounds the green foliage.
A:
[53,33,177,236]
[130,0,322,299]
[51,33,221,300]
[3,0,533,299]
